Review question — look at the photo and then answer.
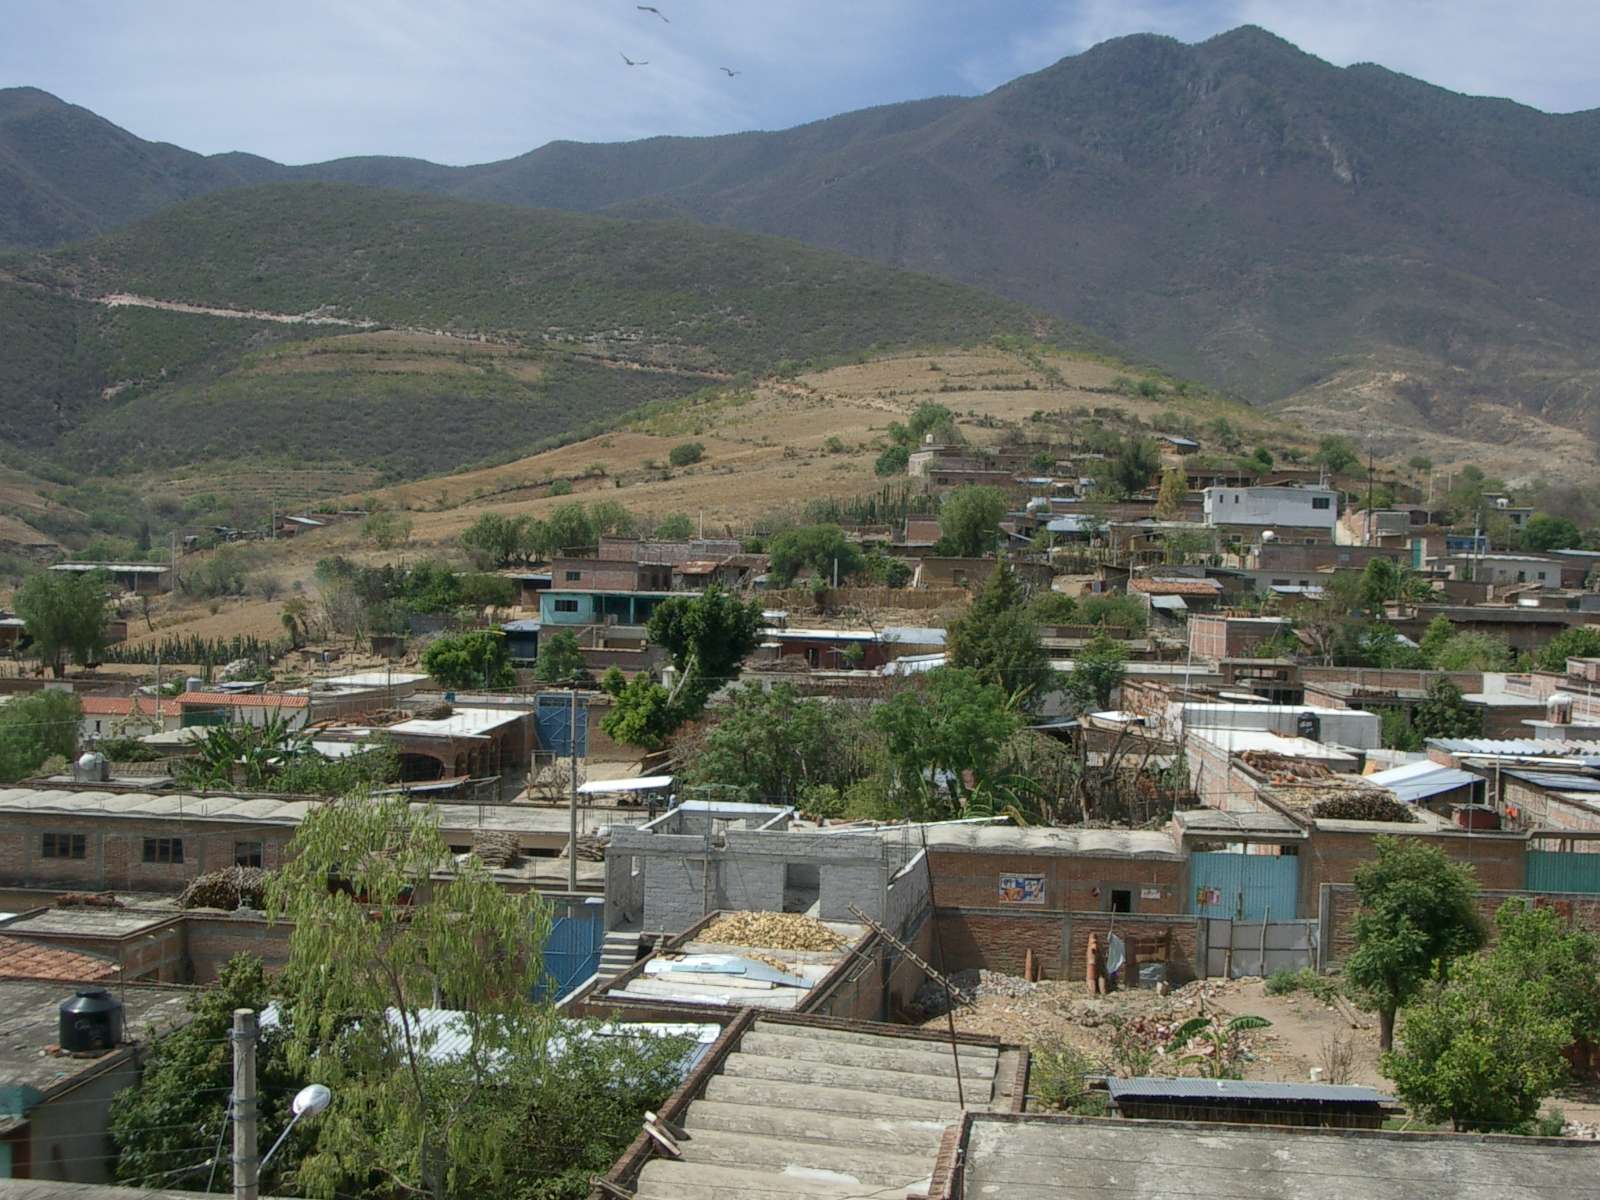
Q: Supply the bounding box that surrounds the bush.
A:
[874,445,910,476]
[668,441,705,467]
[1029,1040,1107,1114]
[549,479,573,496]
[1265,968,1345,1004]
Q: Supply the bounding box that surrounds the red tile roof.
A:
[179,692,310,708]
[1129,577,1223,596]
[0,936,119,982]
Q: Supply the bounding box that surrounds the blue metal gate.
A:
[535,911,605,1001]
[1188,850,1300,920]
[1527,850,1600,894]
[534,693,589,758]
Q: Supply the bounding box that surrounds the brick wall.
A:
[1502,777,1600,836]
[0,815,295,894]
[936,908,1199,983]
[927,848,1185,915]
[1321,883,1600,967]
[1301,827,1526,918]
[183,913,292,980]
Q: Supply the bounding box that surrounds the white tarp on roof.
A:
[577,774,673,795]
[1367,760,1484,803]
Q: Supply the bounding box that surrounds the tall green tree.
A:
[1383,952,1570,1132]
[1109,438,1161,497]
[546,502,597,555]
[1535,627,1600,672]
[422,630,515,690]
[767,524,864,585]
[14,568,112,676]
[685,683,856,805]
[1523,513,1582,552]
[267,795,554,1200]
[938,486,1008,557]
[110,955,305,1194]
[535,630,591,685]
[1490,897,1600,1052]
[1347,836,1486,1050]
[871,666,1020,818]
[1059,632,1127,716]
[602,587,763,751]
[1317,435,1360,475]
[0,690,82,783]
[946,562,1050,706]
[459,513,526,568]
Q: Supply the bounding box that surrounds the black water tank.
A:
[59,988,124,1053]
[1296,710,1322,741]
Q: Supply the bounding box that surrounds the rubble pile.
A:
[700,911,846,951]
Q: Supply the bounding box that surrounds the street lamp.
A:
[260,1084,333,1172]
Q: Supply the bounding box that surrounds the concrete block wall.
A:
[1502,777,1600,836]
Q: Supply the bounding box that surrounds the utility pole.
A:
[232,1008,258,1200]
[567,687,579,891]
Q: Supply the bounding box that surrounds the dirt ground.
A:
[924,970,1600,1132]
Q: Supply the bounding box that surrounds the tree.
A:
[1078,594,1147,633]
[1523,513,1583,552]
[654,512,695,539]
[871,667,1020,818]
[422,630,515,690]
[0,690,81,783]
[14,568,111,676]
[266,795,553,1200]
[1382,953,1569,1131]
[1411,679,1484,742]
[1490,898,1600,1054]
[668,441,705,467]
[947,562,1050,706]
[587,499,636,539]
[603,587,763,750]
[1346,836,1486,1050]
[1109,439,1160,497]
[1430,631,1513,672]
[1251,446,1274,470]
[459,513,525,567]
[1153,466,1187,519]
[1417,614,1455,664]
[1316,435,1360,475]
[363,509,414,550]
[535,630,590,685]
[546,502,597,555]
[1408,455,1433,474]
[1059,632,1126,716]
[1359,558,1405,609]
[1536,627,1600,672]
[175,713,311,790]
[110,955,305,1194]
[1028,592,1078,625]
[767,524,864,586]
[938,486,1008,557]
[685,683,852,805]
[874,445,911,476]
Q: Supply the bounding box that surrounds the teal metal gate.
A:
[1527,850,1600,894]
[535,912,606,1001]
[1189,850,1299,920]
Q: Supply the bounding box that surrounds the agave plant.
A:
[175,713,312,791]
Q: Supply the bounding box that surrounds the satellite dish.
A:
[292,1083,332,1117]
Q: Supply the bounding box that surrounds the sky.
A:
[4,0,1599,166]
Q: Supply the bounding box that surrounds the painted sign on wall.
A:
[998,873,1046,904]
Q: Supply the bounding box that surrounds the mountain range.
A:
[5,26,1600,451]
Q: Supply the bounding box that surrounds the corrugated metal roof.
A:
[1431,737,1600,756]
[1107,1077,1390,1103]
[1503,769,1600,794]
[1367,761,1484,803]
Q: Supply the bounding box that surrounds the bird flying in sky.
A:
[637,5,668,21]
[620,52,648,66]
[719,66,741,77]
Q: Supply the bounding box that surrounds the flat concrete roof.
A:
[387,707,528,738]
[0,910,174,938]
[919,824,1181,858]
[0,981,194,1102]
[959,1114,1599,1199]
[1175,807,1305,838]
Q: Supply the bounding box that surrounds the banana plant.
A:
[1166,1012,1273,1079]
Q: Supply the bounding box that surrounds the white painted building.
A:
[1202,485,1338,532]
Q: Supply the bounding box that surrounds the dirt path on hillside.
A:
[99,292,378,327]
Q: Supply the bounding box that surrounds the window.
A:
[234,841,263,868]
[1311,497,1331,510]
[564,570,582,582]
[1109,889,1133,914]
[143,837,184,865]
[553,599,580,613]
[42,832,86,860]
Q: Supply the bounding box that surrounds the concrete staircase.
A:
[596,929,641,983]
[632,1020,1001,1200]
